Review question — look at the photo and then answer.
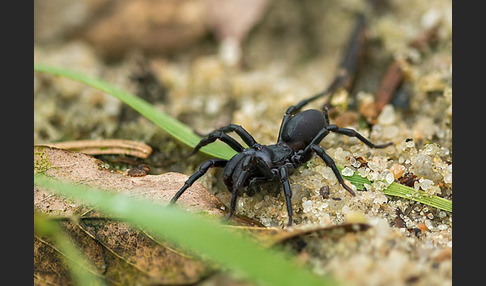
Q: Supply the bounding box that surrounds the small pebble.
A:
[342,167,354,177]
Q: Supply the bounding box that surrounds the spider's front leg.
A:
[191,124,258,158]
[225,155,278,221]
[214,124,257,147]
[225,156,252,221]
[187,131,245,158]
[170,159,228,204]
[278,163,295,227]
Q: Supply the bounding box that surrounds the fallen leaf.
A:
[34,145,251,220]
[34,145,261,285]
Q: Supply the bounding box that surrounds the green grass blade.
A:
[34,63,237,160]
[339,166,452,212]
[383,182,452,212]
[34,174,335,286]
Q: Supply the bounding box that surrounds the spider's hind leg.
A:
[332,127,393,149]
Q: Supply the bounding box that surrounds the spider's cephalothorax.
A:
[170,106,392,226]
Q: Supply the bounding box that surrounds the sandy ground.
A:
[35,0,451,285]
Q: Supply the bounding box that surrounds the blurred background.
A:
[34,0,452,157]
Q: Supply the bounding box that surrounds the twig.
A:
[372,24,440,118]
[324,13,367,109]
[374,59,405,114]
[44,139,152,159]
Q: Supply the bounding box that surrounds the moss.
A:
[34,147,52,173]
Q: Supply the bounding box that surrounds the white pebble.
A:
[385,172,395,184]
[377,105,396,125]
[419,178,434,191]
[444,171,452,185]
[342,167,354,177]
[437,224,448,231]
[302,200,313,213]
[405,139,415,148]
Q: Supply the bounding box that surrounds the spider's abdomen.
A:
[281,109,327,151]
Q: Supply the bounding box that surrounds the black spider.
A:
[170,97,392,226]
[170,12,392,226]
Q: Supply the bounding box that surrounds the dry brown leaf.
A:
[34,145,261,285]
[35,145,239,217]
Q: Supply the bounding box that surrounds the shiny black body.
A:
[170,108,392,226]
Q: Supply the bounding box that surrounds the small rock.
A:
[377,104,396,125]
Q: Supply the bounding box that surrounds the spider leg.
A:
[310,144,356,196]
[213,124,257,147]
[302,123,390,196]
[323,106,330,125]
[170,159,228,204]
[331,127,393,149]
[188,131,245,157]
[278,164,294,227]
[303,124,392,152]
[305,128,331,152]
[225,156,252,221]
[226,186,241,221]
